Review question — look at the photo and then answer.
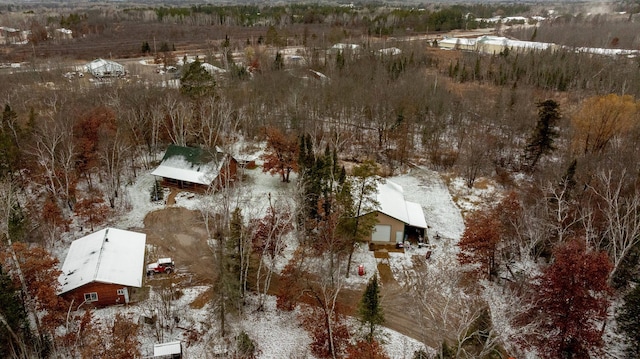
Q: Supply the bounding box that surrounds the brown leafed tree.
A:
[346,339,390,359]
[261,127,299,182]
[73,106,117,188]
[108,314,142,359]
[74,191,110,231]
[458,207,502,280]
[493,191,525,263]
[0,241,70,350]
[300,304,351,359]
[570,94,637,155]
[8,243,69,331]
[276,259,304,311]
[521,239,612,359]
[59,309,101,357]
[39,193,71,244]
[79,313,141,359]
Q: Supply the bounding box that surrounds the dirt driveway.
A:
[140,205,433,349]
[140,206,216,285]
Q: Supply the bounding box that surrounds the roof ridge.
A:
[92,228,110,281]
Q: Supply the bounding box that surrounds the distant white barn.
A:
[84,58,126,78]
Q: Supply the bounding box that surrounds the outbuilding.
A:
[363,180,428,247]
[153,341,182,358]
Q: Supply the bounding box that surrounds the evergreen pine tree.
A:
[524,99,561,171]
[0,265,32,358]
[358,275,384,342]
[150,180,163,202]
[617,284,640,358]
[180,57,216,98]
[273,52,284,70]
[0,104,20,177]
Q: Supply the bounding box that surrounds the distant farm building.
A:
[151,145,238,192]
[439,35,638,58]
[84,58,126,78]
[58,228,147,309]
[363,180,427,246]
[0,26,28,45]
[440,35,556,54]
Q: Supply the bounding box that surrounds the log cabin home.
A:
[151,145,238,193]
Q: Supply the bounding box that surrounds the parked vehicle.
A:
[146,258,175,275]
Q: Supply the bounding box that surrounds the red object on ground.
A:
[358,264,365,276]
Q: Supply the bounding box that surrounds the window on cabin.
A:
[84,292,98,302]
[117,289,125,295]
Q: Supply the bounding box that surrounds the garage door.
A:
[371,225,391,242]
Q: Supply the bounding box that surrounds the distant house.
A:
[331,43,361,51]
[364,181,427,245]
[54,28,73,40]
[151,145,238,192]
[439,37,477,51]
[84,58,126,78]
[0,26,27,45]
[58,228,147,309]
[378,47,402,56]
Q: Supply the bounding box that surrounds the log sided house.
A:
[151,145,238,193]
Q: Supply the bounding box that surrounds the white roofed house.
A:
[58,228,147,309]
[84,58,126,78]
[439,37,477,51]
[151,145,238,193]
[361,180,428,248]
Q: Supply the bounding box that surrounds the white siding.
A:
[372,225,391,242]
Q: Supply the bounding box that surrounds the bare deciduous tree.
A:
[585,170,640,285]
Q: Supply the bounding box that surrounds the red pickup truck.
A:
[146,258,175,275]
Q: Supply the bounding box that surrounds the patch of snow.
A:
[389,169,465,242]
[343,243,379,288]
[447,176,501,215]
[241,295,316,359]
[116,172,166,229]
[381,326,434,358]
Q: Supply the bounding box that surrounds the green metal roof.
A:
[161,144,222,166]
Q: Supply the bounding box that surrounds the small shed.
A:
[151,145,238,192]
[58,228,146,309]
[154,341,182,358]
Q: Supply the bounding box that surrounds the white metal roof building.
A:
[84,58,126,78]
[375,180,428,229]
[58,228,147,295]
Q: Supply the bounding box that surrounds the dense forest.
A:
[1,1,640,358]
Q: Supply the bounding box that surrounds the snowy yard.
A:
[85,161,470,358]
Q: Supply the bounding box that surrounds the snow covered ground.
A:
[82,159,471,358]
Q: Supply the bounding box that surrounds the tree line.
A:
[0,3,639,357]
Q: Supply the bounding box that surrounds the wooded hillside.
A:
[1,2,640,358]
